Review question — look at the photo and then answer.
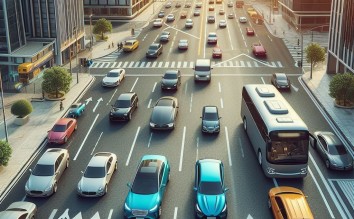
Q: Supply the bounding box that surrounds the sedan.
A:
[201,106,221,133]
[175,2,181,8]
[102,68,126,87]
[185,2,192,8]
[0,201,37,219]
[239,16,247,23]
[124,155,170,219]
[209,5,215,11]
[146,43,163,58]
[25,148,69,197]
[110,92,139,121]
[123,39,139,52]
[219,9,225,15]
[310,131,353,170]
[158,10,165,18]
[178,39,189,50]
[207,15,215,23]
[196,2,202,8]
[47,118,77,144]
[160,31,171,42]
[165,2,172,8]
[194,10,201,16]
[227,2,233,7]
[271,73,291,90]
[252,42,266,56]
[67,102,85,118]
[212,46,222,58]
[219,19,227,28]
[77,152,118,197]
[228,13,235,19]
[185,19,193,28]
[194,159,228,218]
[246,27,255,35]
[166,14,175,22]
[153,18,163,27]
[180,11,187,19]
[207,32,218,44]
[161,69,181,90]
[150,96,178,130]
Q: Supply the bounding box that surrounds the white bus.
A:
[241,84,309,178]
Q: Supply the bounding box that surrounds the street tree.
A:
[93,18,112,40]
[304,42,326,79]
[0,140,12,166]
[329,72,354,106]
[42,66,72,98]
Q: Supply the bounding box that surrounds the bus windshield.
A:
[267,131,309,164]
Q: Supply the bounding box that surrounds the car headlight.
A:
[98,186,103,192]
[150,122,156,127]
[124,203,131,211]
[202,126,207,129]
[44,185,52,192]
[221,203,227,212]
[110,112,113,115]
[195,204,203,213]
[332,162,337,166]
[149,204,159,212]
[173,84,177,86]
[124,113,128,116]
[167,123,174,127]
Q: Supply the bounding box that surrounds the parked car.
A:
[150,96,178,130]
[268,187,314,219]
[228,13,235,19]
[102,68,126,87]
[0,201,37,219]
[185,2,192,8]
[310,131,353,170]
[124,155,170,219]
[178,39,189,50]
[25,148,69,197]
[153,18,163,27]
[166,14,175,22]
[216,0,222,3]
[207,32,218,44]
[219,19,227,28]
[239,16,247,23]
[47,118,77,144]
[158,10,165,18]
[185,19,194,28]
[110,92,139,121]
[194,159,228,218]
[175,2,181,8]
[146,43,163,58]
[246,27,255,35]
[194,10,201,16]
[252,42,266,56]
[161,70,181,90]
[271,73,291,90]
[123,39,139,52]
[77,152,118,197]
[67,102,85,118]
[160,31,171,42]
[201,106,221,133]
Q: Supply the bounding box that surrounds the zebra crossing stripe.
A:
[122,62,129,68]
[254,61,259,67]
[146,62,151,67]
[158,62,163,68]
[190,61,194,68]
[277,61,283,68]
[165,62,169,68]
[129,62,135,68]
[151,62,157,67]
[134,62,140,68]
[116,62,122,68]
[240,61,245,67]
[247,62,252,67]
[139,62,145,68]
[177,61,182,68]
[171,61,175,68]
[91,62,100,68]
[183,62,188,68]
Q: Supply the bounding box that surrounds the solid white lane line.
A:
[218,82,222,92]
[261,76,266,84]
[48,209,58,219]
[91,132,103,155]
[238,138,244,158]
[225,127,232,166]
[220,98,224,108]
[328,180,352,218]
[190,93,193,112]
[173,207,178,219]
[148,133,153,148]
[107,88,118,105]
[179,127,186,171]
[148,99,152,108]
[74,114,99,160]
[126,126,141,166]
[108,209,113,219]
[184,82,188,95]
[130,77,139,92]
[196,137,199,162]
[291,84,299,92]
[272,178,279,187]
[152,82,157,92]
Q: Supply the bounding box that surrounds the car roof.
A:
[156,96,176,106]
[118,92,135,101]
[275,73,287,78]
[126,39,137,43]
[88,152,113,167]
[199,159,222,182]
[56,118,75,125]
[109,68,123,73]
[203,106,218,113]
[165,70,178,74]
[318,131,342,146]
[38,148,67,165]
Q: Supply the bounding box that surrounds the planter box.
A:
[14,115,29,126]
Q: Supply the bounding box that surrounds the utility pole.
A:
[74,27,79,84]
[0,71,8,142]
[90,14,93,49]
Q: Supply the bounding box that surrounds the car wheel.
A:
[258,150,262,166]
[158,206,162,218]
[325,160,330,169]
[243,117,247,131]
[64,136,68,143]
[115,162,118,171]
[53,182,57,194]
[128,113,132,121]
[66,159,69,168]
[104,185,108,195]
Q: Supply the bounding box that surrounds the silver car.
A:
[25,148,69,197]
[0,201,37,219]
[102,68,126,87]
[77,152,118,197]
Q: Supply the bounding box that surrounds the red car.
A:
[47,118,77,144]
[212,46,222,58]
[246,27,255,36]
[252,42,266,57]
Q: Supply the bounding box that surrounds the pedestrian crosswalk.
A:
[283,39,310,68]
[93,50,122,62]
[89,60,284,69]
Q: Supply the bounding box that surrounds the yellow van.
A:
[268,186,314,219]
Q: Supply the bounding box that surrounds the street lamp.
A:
[0,71,8,142]
[74,27,79,84]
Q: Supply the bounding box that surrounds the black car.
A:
[271,73,291,90]
[207,15,215,23]
[201,106,221,133]
[161,70,181,90]
[146,43,163,58]
[110,92,139,121]
[150,96,178,130]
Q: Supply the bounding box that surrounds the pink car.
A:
[48,118,77,144]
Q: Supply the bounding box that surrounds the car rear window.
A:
[156,99,173,106]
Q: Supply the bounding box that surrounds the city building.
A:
[327,0,354,74]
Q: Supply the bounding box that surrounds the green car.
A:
[124,155,170,219]
[194,159,229,218]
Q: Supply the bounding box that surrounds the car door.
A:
[273,196,286,219]
[54,156,62,182]
[106,157,113,183]
[317,135,328,160]
[57,154,65,179]
[159,163,167,198]
[67,121,74,137]
[194,162,200,197]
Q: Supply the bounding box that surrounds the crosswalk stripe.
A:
[139,62,145,68]
[254,61,259,67]
[116,62,122,68]
[122,62,129,68]
[240,61,245,67]
[171,61,176,68]
[129,62,135,68]
[247,61,252,67]
[277,61,283,68]
[151,62,157,67]
[165,62,169,68]
[183,62,188,68]
[177,61,182,68]
[158,62,163,68]
[146,62,151,67]
[134,62,140,68]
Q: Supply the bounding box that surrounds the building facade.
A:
[327,0,354,74]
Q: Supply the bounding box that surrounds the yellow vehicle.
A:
[268,187,314,219]
[123,39,139,52]
[18,63,41,84]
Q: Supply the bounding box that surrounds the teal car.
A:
[194,159,229,218]
[124,155,170,219]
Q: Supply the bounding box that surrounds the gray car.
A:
[150,96,178,130]
[310,131,353,170]
[161,70,181,90]
[146,43,163,58]
[77,152,118,197]
[201,106,221,134]
[0,201,37,219]
[25,148,69,197]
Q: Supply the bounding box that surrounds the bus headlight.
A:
[300,167,307,174]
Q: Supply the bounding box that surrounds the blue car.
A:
[194,159,229,218]
[124,155,170,219]
[67,102,85,118]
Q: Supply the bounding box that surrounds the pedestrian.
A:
[108,44,111,49]
[117,42,120,49]
[120,42,123,49]
[112,41,114,47]
[60,100,64,111]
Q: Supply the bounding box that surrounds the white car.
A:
[178,39,189,50]
[207,32,218,44]
[160,31,171,42]
[153,18,163,27]
[77,152,118,197]
[219,19,227,28]
[239,16,247,23]
[102,69,126,87]
[0,201,37,219]
[185,19,193,28]
[166,14,175,22]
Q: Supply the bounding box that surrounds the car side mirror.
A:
[193,187,197,191]
[161,183,166,188]
[81,171,84,174]
[127,183,132,188]
[224,187,229,192]
[29,169,32,173]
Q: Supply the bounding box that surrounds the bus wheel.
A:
[258,151,262,166]
[243,117,247,131]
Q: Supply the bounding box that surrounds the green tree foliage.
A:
[305,42,326,79]
[329,72,354,106]
[10,99,33,118]
[0,140,12,166]
[93,18,112,40]
[42,66,72,98]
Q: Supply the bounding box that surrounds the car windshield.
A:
[125,42,133,46]
[204,112,218,120]
[164,72,177,79]
[149,45,159,50]
[131,172,158,194]
[209,34,217,37]
[329,145,348,155]
[107,72,119,77]
[180,40,188,43]
[32,164,54,176]
[84,166,106,178]
[115,99,131,108]
[156,99,173,106]
[70,104,79,108]
[52,124,66,132]
[276,74,287,80]
[199,181,223,195]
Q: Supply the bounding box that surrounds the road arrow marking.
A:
[85,97,92,105]
[72,212,83,219]
[247,214,254,219]
[93,97,103,112]
[291,84,299,92]
[58,209,70,219]
[90,212,100,219]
